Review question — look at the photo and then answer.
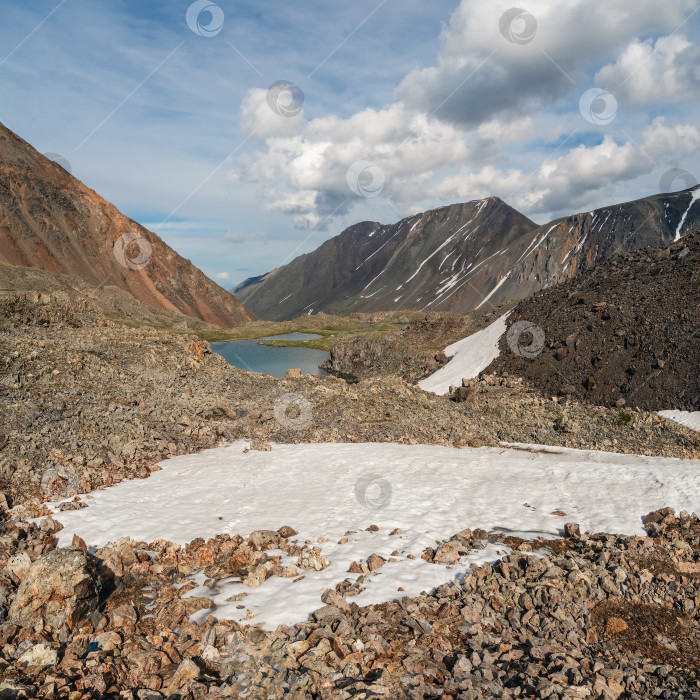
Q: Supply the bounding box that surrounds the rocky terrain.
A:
[1,502,699,698]
[1,292,698,512]
[488,231,700,412]
[320,304,514,382]
[234,186,700,320]
[0,267,698,697]
[0,122,254,328]
[0,264,220,332]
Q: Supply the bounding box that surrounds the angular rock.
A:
[8,548,103,632]
[17,643,58,669]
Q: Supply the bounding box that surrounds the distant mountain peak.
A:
[234,187,700,321]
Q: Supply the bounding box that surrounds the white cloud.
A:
[431,118,700,214]
[240,88,305,140]
[213,272,230,281]
[597,35,700,104]
[234,102,473,228]
[230,0,700,232]
[397,0,699,126]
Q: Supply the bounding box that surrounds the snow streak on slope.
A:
[419,313,510,395]
[517,223,558,263]
[675,189,700,241]
[475,273,511,309]
[44,441,700,630]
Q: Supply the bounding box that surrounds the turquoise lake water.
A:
[211,333,329,378]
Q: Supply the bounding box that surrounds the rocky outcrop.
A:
[322,306,510,382]
[9,549,104,632]
[0,122,254,327]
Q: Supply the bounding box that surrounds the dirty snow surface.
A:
[418,312,509,395]
[658,410,700,433]
[46,440,700,630]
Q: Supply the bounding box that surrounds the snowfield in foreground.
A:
[418,313,509,395]
[45,440,700,630]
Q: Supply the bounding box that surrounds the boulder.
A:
[366,553,386,571]
[564,523,581,539]
[297,547,329,571]
[17,643,58,669]
[8,549,104,632]
[248,530,283,550]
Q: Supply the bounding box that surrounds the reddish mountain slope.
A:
[0,123,254,327]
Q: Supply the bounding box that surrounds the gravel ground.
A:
[0,508,699,698]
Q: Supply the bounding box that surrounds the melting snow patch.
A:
[675,188,700,241]
[418,313,510,395]
[41,440,700,630]
[658,411,700,433]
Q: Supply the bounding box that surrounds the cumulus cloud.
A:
[234,102,472,228]
[397,0,698,126]
[240,88,305,140]
[432,119,700,214]
[597,35,700,104]
[213,272,230,281]
[230,0,700,230]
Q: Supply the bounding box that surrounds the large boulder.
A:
[8,548,103,632]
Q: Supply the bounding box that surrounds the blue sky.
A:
[1,0,699,286]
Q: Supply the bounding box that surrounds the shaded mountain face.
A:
[234,198,538,320]
[234,187,700,321]
[0,123,254,328]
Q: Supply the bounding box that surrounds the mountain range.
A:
[234,187,700,321]
[0,122,253,328]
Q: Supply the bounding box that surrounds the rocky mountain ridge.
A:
[235,186,700,321]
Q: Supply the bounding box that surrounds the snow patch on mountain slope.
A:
[405,219,475,285]
[517,224,558,263]
[658,411,700,433]
[475,273,511,309]
[418,313,510,394]
[675,188,700,241]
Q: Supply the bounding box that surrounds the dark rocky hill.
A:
[489,230,700,411]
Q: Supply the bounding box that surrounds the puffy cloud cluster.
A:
[434,119,700,214]
[596,35,700,104]
[230,0,700,228]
